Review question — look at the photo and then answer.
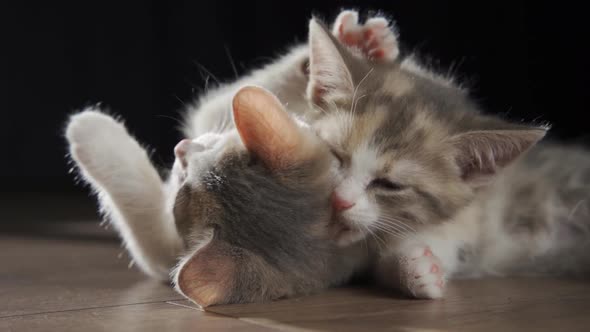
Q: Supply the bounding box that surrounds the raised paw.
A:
[67,110,132,170]
[66,109,156,190]
[67,110,126,148]
[398,245,445,299]
[332,10,399,62]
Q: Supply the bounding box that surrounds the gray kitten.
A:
[171,86,367,305]
[66,86,367,307]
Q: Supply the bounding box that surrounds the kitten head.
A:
[171,86,336,307]
[306,19,547,246]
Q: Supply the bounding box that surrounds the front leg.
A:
[376,243,446,299]
[66,109,183,280]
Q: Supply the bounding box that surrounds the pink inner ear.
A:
[307,19,355,107]
[177,241,235,307]
[232,86,303,169]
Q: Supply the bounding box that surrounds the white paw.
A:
[66,109,127,147]
[66,109,152,187]
[398,245,445,299]
[332,10,399,62]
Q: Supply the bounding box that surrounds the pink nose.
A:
[174,139,192,168]
[331,192,355,212]
[174,139,191,159]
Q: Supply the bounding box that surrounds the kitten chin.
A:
[328,212,373,247]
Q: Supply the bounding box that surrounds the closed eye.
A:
[369,178,406,191]
[330,149,344,167]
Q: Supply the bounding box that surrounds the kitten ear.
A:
[450,127,547,186]
[307,19,355,107]
[175,240,235,307]
[232,85,311,170]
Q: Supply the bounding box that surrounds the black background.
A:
[2,1,589,197]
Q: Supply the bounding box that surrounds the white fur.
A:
[335,145,379,226]
[327,142,380,246]
[183,132,237,186]
[66,39,314,282]
[66,110,183,280]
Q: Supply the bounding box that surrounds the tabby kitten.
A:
[306,19,590,299]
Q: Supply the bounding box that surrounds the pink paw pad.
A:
[332,10,399,62]
[400,245,446,299]
[430,264,439,273]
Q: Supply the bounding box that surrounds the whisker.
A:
[224,44,239,80]
[349,67,374,115]
[367,226,386,251]
[375,218,414,234]
[204,75,211,94]
[371,223,407,240]
[155,114,184,127]
[193,60,221,85]
[377,215,417,233]
[313,102,330,116]
[347,67,374,136]
[351,94,368,119]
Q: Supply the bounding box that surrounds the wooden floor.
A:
[2,221,590,331]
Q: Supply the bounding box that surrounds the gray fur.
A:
[173,128,368,305]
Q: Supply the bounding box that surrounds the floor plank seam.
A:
[0,298,186,319]
[164,302,288,331]
[238,317,315,332]
[207,308,312,332]
[165,301,201,311]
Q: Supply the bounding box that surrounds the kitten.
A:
[306,19,590,299]
[67,86,368,306]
